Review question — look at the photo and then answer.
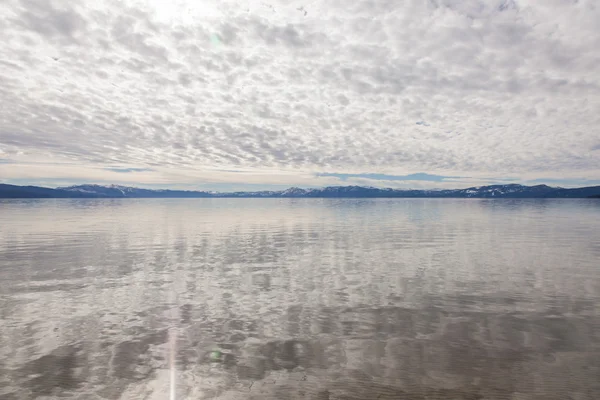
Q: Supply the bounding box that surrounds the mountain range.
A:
[1,183,600,198]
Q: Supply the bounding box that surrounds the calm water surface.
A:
[1,199,599,399]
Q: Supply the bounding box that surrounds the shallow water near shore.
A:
[1,198,599,399]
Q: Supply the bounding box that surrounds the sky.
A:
[1,0,599,191]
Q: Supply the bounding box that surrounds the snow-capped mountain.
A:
[273,184,562,198]
[2,183,600,198]
[441,184,558,198]
[58,184,212,198]
[279,187,310,196]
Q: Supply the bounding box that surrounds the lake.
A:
[1,198,599,399]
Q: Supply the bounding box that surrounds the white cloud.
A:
[1,0,599,188]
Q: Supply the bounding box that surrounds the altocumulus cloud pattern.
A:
[0,0,599,190]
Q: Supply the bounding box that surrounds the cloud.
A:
[0,0,599,188]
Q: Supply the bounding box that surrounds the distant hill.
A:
[546,186,600,198]
[57,184,213,198]
[0,184,94,198]
[2,183,600,199]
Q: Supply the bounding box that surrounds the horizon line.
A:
[1,181,586,193]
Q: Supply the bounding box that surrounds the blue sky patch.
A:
[105,167,153,173]
[317,172,463,182]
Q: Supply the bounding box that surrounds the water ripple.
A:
[1,199,599,399]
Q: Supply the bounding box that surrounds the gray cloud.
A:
[0,0,599,188]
